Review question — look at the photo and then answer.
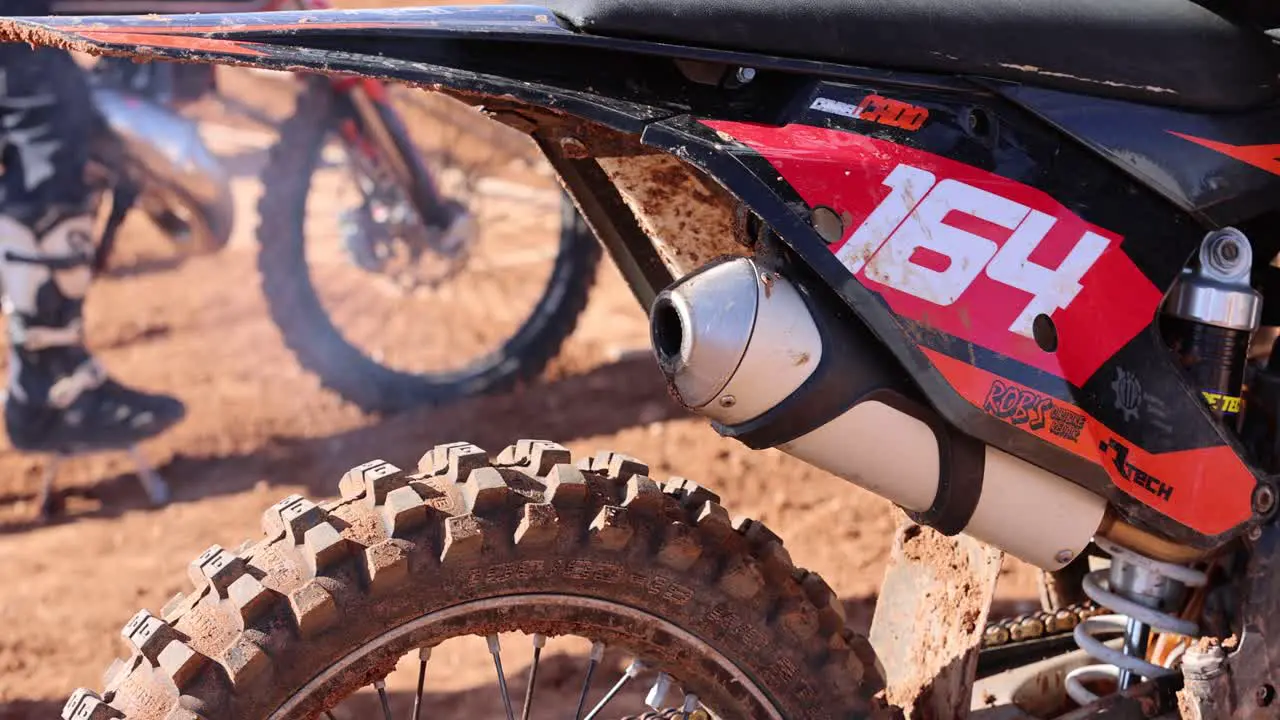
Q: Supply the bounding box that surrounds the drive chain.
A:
[622,602,1104,720]
[981,600,1108,648]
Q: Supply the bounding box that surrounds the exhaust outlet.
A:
[651,258,1106,570]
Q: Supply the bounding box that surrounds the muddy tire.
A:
[64,441,885,719]
[257,82,600,414]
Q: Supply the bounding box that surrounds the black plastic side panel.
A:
[993,83,1280,228]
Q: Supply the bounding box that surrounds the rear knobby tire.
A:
[257,82,601,414]
[64,440,885,720]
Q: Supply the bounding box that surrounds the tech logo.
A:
[1100,437,1174,502]
[1111,367,1142,422]
[702,121,1164,387]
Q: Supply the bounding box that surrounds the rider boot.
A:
[0,212,185,453]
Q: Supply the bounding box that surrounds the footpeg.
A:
[37,455,63,519]
[128,445,171,507]
[36,445,170,519]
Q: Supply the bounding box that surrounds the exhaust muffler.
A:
[91,87,235,255]
[651,258,1106,570]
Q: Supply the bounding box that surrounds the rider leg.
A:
[0,46,184,456]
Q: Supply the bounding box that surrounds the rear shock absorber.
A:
[1065,537,1207,705]
[1161,227,1262,428]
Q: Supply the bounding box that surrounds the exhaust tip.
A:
[651,294,687,372]
[648,258,761,410]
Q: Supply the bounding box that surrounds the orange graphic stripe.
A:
[1170,132,1280,177]
[922,347,1253,536]
[76,30,268,56]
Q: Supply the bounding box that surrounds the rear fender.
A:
[1,6,956,130]
[2,7,756,304]
[3,7,671,131]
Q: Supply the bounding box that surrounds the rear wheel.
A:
[63,441,884,719]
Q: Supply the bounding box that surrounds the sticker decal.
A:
[1111,367,1143,422]
[1170,132,1280,177]
[836,162,1110,339]
[923,347,1253,535]
[1099,438,1174,502]
[704,121,1163,387]
[983,380,1052,431]
[811,95,929,132]
[983,380,1086,442]
[1201,391,1242,415]
[1049,405,1088,443]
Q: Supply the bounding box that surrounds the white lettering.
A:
[835,164,935,275]
[985,212,1110,337]
[834,163,1108,328]
[864,178,1026,305]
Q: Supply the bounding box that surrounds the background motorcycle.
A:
[13,2,1280,720]
[84,0,600,415]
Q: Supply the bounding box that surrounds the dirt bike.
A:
[81,0,601,415]
[12,2,1280,719]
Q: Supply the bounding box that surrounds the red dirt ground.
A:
[0,3,1042,716]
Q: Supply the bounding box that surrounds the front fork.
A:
[275,0,452,229]
[328,76,454,229]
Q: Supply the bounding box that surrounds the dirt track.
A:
[0,5,1041,716]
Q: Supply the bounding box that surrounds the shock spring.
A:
[1066,537,1207,705]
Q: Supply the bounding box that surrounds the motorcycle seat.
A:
[543,0,1280,110]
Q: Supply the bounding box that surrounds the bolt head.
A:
[1211,240,1241,271]
[558,136,589,159]
[735,67,757,83]
[719,395,737,408]
[1256,684,1276,707]
[1253,483,1277,516]
[1201,228,1252,280]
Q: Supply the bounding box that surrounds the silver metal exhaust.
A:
[651,257,1106,570]
[652,258,821,424]
[92,87,235,254]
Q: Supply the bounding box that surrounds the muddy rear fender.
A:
[0,7,676,133]
[0,6,752,305]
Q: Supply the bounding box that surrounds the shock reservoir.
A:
[1161,228,1262,425]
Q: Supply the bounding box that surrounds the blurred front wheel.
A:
[256,80,600,413]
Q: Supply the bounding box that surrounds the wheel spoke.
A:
[487,634,517,720]
[583,659,646,720]
[412,646,432,720]
[520,634,546,720]
[645,673,672,711]
[373,679,393,720]
[680,693,700,720]
[573,640,606,720]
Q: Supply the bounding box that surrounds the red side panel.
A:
[705,119,1255,536]
[705,120,1161,387]
[926,349,1253,535]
